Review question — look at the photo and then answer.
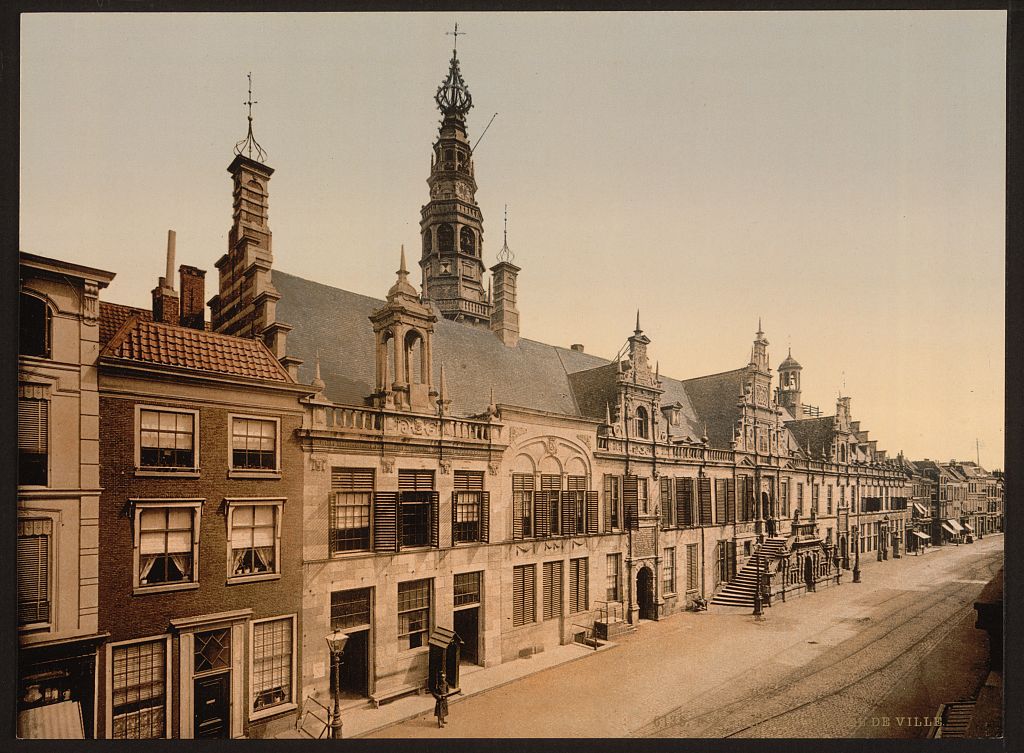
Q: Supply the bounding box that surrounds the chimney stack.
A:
[179,265,207,330]
[151,229,179,324]
[489,261,521,347]
[571,343,585,353]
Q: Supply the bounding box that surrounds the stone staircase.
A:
[711,537,788,608]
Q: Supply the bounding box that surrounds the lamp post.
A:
[325,630,350,740]
[753,544,763,618]
[852,525,861,583]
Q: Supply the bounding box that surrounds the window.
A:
[18,398,48,486]
[397,579,431,650]
[542,474,561,535]
[133,502,201,591]
[330,468,373,553]
[604,475,622,531]
[20,293,51,359]
[398,470,435,548]
[227,502,281,580]
[438,223,454,253]
[635,407,649,439]
[454,572,481,607]
[137,407,197,471]
[606,553,621,602]
[781,479,790,517]
[827,485,833,515]
[542,561,563,620]
[637,478,649,516]
[460,226,476,255]
[797,483,804,515]
[331,588,372,630]
[453,470,485,544]
[111,638,168,739]
[512,564,535,627]
[686,544,699,591]
[17,519,51,628]
[663,548,676,594]
[512,474,535,539]
[715,478,728,523]
[566,475,587,535]
[251,616,294,713]
[230,416,278,472]
[569,557,589,613]
[812,484,820,513]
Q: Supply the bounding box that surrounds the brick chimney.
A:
[179,264,206,330]
[151,229,179,324]
[489,260,521,347]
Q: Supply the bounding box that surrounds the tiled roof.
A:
[679,369,747,449]
[785,416,836,457]
[100,312,292,382]
[99,302,152,345]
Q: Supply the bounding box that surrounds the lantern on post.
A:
[325,630,350,739]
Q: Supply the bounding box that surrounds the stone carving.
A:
[488,461,500,476]
[309,455,327,472]
[439,459,452,474]
[380,457,395,474]
[509,426,528,443]
[83,281,100,321]
[576,433,592,449]
[545,437,559,455]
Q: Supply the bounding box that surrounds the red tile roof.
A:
[99,302,152,345]
[100,310,292,383]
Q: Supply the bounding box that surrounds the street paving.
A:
[368,536,1003,738]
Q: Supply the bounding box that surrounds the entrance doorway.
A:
[337,630,369,699]
[636,566,656,620]
[453,607,480,665]
[194,672,229,738]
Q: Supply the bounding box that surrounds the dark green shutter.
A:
[480,491,490,543]
[373,492,399,552]
[698,478,712,525]
[676,477,692,527]
[585,491,599,535]
[623,475,640,529]
[430,491,440,548]
[726,478,737,523]
[535,492,551,538]
[561,492,576,536]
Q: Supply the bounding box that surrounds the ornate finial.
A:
[399,244,408,276]
[388,245,418,300]
[635,309,642,335]
[496,204,514,263]
[438,363,451,410]
[435,26,473,118]
[655,361,660,382]
[487,386,497,416]
[605,401,612,425]
[447,22,465,54]
[312,348,325,391]
[234,72,268,163]
[487,278,492,304]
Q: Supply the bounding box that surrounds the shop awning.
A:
[17,701,84,739]
[913,531,931,540]
[941,521,959,536]
[963,522,974,532]
[913,503,929,517]
[947,519,964,533]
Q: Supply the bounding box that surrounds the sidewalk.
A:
[275,639,616,739]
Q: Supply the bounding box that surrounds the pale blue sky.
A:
[20,11,1006,467]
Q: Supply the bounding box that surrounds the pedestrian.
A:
[433,668,450,728]
[767,515,776,538]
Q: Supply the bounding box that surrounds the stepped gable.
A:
[99,309,292,382]
[679,368,748,449]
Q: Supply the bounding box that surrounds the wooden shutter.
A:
[726,478,737,523]
[398,469,434,490]
[698,478,713,525]
[561,492,576,536]
[676,478,692,527]
[332,468,374,490]
[660,478,673,527]
[450,491,458,545]
[480,491,490,543]
[745,478,755,521]
[373,492,399,552]
[603,475,613,532]
[585,491,599,535]
[623,475,640,530]
[17,399,47,453]
[514,564,535,626]
[534,492,551,538]
[543,561,563,620]
[454,471,484,490]
[430,491,440,548]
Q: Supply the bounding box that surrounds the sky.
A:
[20,11,1005,468]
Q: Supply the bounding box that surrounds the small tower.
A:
[778,347,803,418]
[750,318,770,373]
[419,26,491,327]
[490,205,521,347]
[370,248,439,413]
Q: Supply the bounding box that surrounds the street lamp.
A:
[753,544,764,619]
[852,525,861,583]
[325,630,350,739]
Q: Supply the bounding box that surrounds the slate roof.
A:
[100,313,292,382]
[784,415,836,457]
[678,369,747,449]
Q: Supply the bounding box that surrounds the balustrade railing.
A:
[315,403,497,442]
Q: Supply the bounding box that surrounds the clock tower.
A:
[419,32,491,327]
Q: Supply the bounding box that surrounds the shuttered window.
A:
[569,557,588,613]
[676,478,694,527]
[542,475,561,536]
[663,547,676,594]
[18,398,48,486]
[398,470,435,548]
[17,519,51,626]
[398,469,435,490]
[397,579,431,650]
[512,474,535,539]
[623,475,639,529]
[20,294,51,358]
[781,480,790,517]
[453,471,485,544]
[714,479,727,523]
[373,492,399,552]
[512,565,535,627]
[686,543,699,591]
[660,478,674,528]
[585,491,599,535]
[743,477,755,521]
[542,561,563,620]
[330,468,374,553]
[606,553,621,602]
[797,482,805,514]
[698,478,713,525]
[604,475,621,531]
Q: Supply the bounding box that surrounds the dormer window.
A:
[20,293,52,359]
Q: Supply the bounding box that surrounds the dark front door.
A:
[194,672,230,738]
[453,608,480,665]
[338,629,369,699]
[636,567,656,620]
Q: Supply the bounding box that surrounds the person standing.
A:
[433,668,450,728]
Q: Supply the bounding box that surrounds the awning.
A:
[963,522,974,532]
[913,502,929,517]
[913,531,931,540]
[941,521,959,536]
[17,701,84,739]
[947,519,964,533]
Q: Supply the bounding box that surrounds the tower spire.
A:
[234,72,267,163]
[635,309,642,335]
[435,25,473,119]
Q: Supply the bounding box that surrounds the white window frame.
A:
[134,404,200,477]
[227,414,282,479]
[248,614,298,721]
[130,499,204,594]
[105,634,172,740]
[225,498,285,584]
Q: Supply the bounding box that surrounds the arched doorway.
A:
[636,566,656,620]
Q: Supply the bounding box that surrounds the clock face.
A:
[455,181,471,199]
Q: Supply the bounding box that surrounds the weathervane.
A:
[234,71,268,163]
[497,204,515,263]
[447,22,465,53]
[436,24,473,117]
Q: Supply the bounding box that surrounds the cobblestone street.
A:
[368,536,1003,738]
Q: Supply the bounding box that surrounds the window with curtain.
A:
[137,506,196,587]
[397,579,431,650]
[111,638,167,739]
[231,417,277,471]
[138,408,195,470]
[229,503,278,579]
[252,617,293,712]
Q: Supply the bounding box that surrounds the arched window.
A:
[404,330,425,384]
[20,294,51,359]
[635,407,649,439]
[460,227,475,256]
[381,331,395,389]
[422,230,432,255]
[437,224,454,254]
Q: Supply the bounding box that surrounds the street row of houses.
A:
[16,44,1004,739]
